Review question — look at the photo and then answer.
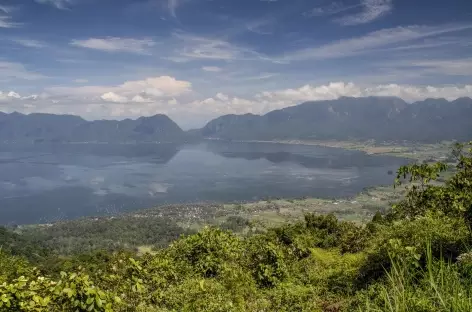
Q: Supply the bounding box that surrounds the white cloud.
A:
[0,5,20,28]
[335,0,393,25]
[306,2,360,17]
[12,39,46,48]
[256,82,472,104]
[7,91,21,99]
[215,93,229,101]
[407,58,472,76]
[0,91,19,101]
[35,0,72,10]
[0,15,20,28]
[118,76,191,97]
[0,91,45,102]
[284,24,472,61]
[2,81,472,129]
[306,0,392,25]
[0,5,13,14]
[100,92,128,103]
[168,98,178,105]
[244,73,279,81]
[202,66,222,72]
[257,82,362,103]
[70,37,156,54]
[168,0,179,17]
[246,19,273,35]
[170,32,267,62]
[174,34,239,60]
[48,76,192,106]
[131,95,153,103]
[74,79,89,83]
[0,62,46,81]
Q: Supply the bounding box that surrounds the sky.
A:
[0,0,472,129]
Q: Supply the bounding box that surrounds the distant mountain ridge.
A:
[201,96,472,143]
[1,96,471,144]
[0,112,187,143]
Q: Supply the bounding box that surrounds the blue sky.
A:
[0,0,471,128]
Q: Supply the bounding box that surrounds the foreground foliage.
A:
[1,142,472,311]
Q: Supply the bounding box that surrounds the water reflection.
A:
[0,142,409,225]
[204,141,407,169]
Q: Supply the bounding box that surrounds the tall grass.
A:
[362,243,472,312]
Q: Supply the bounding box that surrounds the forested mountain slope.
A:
[0,112,188,143]
[202,97,472,143]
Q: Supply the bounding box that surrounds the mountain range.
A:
[201,96,472,143]
[0,112,187,143]
[1,96,471,143]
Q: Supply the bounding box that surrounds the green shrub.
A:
[247,236,288,288]
[167,227,243,278]
[359,243,472,312]
[358,212,470,286]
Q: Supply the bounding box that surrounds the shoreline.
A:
[205,138,453,161]
[18,183,405,232]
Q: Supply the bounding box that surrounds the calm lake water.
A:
[0,141,409,225]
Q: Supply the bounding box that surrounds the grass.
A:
[361,243,472,312]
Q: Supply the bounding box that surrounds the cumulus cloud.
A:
[50,76,191,98]
[0,91,45,103]
[100,92,128,103]
[118,76,192,97]
[256,82,472,104]
[70,37,156,54]
[2,81,472,129]
[131,95,154,103]
[0,91,19,101]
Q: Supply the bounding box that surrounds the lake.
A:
[0,141,409,225]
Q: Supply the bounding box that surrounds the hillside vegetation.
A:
[1,142,472,311]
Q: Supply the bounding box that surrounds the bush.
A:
[247,236,289,288]
[358,243,472,312]
[358,212,471,285]
[167,227,243,278]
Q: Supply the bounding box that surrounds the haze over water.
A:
[0,141,409,225]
